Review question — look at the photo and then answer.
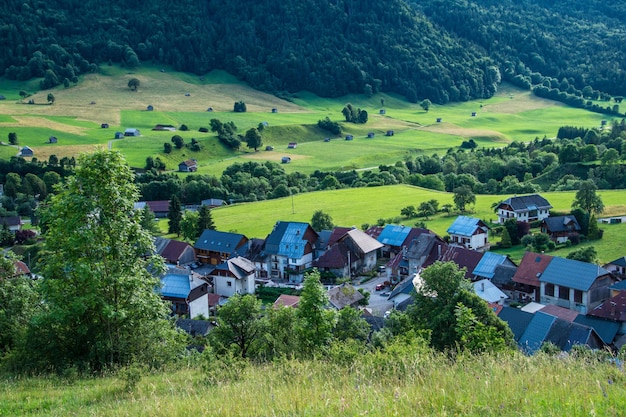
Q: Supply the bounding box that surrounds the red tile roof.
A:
[539,304,579,322]
[588,290,626,322]
[327,227,353,246]
[512,252,553,287]
[274,294,300,308]
[161,240,193,264]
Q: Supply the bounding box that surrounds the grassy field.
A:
[209,185,626,263]
[2,351,625,416]
[0,66,619,174]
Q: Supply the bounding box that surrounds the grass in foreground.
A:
[1,350,625,416]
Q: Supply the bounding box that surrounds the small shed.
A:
[288,142,297,149]
[281,156,291,164]
[114,132,124,139]
[271,108,278,113]
[20,146,34,157]
[184,93,190,97]
[471,112,477,117]
[379,109,386,115]
[207,107,213,112]
[367,132,375,138]
[146,105,154,111]
[178,159,198,173]
[345,135,354,141]
[101,123,109,128]
[124,128,141,137]
[0,95,6,100]
[436,118,442,123]
[385,130,394,136]
[48,136,58,143]
[324,137,331,142]
[265,145,274,151]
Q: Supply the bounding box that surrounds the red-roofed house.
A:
[154,237,196,265]
[512,252,553,302]
[178,159,198,172]
[588,290,626,335]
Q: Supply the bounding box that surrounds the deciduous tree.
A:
[32,150,181,371]
[572,180,604,214]
[311,210,334,232]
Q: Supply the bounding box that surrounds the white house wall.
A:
[189,294,209,319]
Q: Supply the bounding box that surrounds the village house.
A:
[539,256,616,313]
[512,252,553,303]
[201,198,225,208]
[604,257,626,279]
[178,159,198,172]
[19,146,34,157]
[313,228,383,278]
[124,128,141,136]
[158,267,209,319]
[0,216,23,232]
[495,194,552,224]
[194,229,248,266]
[472,252,516,281]
[263,221,318,283]
[446,215,489,250]
[540,215,581,243]
[134,200,170,218]
[273,294,300,308]
[208,256,256,297]
[153,237,196,266]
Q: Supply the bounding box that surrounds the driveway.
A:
[353,274,395,317]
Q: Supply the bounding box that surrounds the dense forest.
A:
[1,0,625,104]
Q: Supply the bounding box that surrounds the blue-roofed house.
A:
[519,311,558,354]
[264,221,319,283]
[472,252,516,280]
[495,194,552,224]
[539,256,616,313]
[573,315,620,346]
[497,307,534,342]
[159,267,209,318]
[194,230,248,266]
[209,256,256,297]
[447,215,489,250]
[376,225,431,258]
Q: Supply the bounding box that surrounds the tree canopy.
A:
[32,150,182,371]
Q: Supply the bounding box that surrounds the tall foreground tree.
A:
[168,195,182,235]
[32,150,181,371]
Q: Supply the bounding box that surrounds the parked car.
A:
[375,283,385,291]
[379,291,390,297]
[378,265,386,273]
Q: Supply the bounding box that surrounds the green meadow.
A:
[0,66,620,174]
[210,185,626,264]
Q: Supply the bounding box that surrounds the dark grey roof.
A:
[573,315,620,345]
[363,315,385,332]
[499,194,552,212]
[491,264,518,287]
[498,306,533,342]
[542,216,581,233]
[405,233,437,260]
[194,229,246,252]
[607,257,626,268]
[175,319,214,336]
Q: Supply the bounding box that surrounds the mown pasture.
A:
[0,66,619,175]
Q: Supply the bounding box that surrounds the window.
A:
[545,284,554,297]
[574,290,583,303]
[558,286,569,300]
[227,281,232,287]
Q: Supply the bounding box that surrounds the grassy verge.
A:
[1,351,624,416]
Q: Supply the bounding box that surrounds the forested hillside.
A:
[1,0,625,102]
[416,0,626,96]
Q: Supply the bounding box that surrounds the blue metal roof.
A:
[540,256,610,291]
[498,307,533,342]
[610,280,626,291]
[573,315,620,345]
[194,230,245,252]
[160,272,190,299]
[278,222,310,259]
[447,216,482,237]
[377,225,412,247]
[472,252,507,279]
[519,312,556,354]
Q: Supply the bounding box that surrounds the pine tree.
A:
[167,195,182,235]
[500,228,512,248]
[198,205,215,232]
